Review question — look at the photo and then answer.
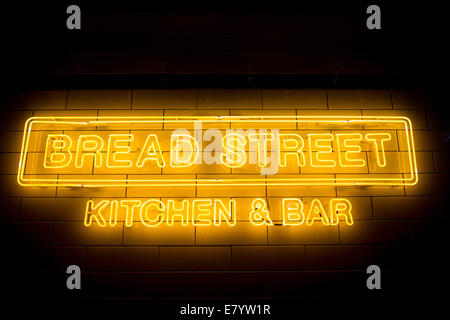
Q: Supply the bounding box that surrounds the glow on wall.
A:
[16,115,418,228]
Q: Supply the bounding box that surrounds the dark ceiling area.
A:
[0,2,445,89]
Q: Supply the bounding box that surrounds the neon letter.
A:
[279,134,306,167]
[167,199,190,226]
[84,200,110,227]
[249,198,273,226]
[192,199,213,226]
[107,134,133,167]
[44,134,72,168]
[282,198,305,225]
[365,133,391,167]
[75,135,103,168]
[214,199,236,226]
[170,132,199,167]
[222,132,247,168]
[136,134,165,168]
[308,133,336,167]
[306,199,330,225]
[336,133,365,167]
[120,199,141,227]
[140,200,164,227]
[330,199,353,225]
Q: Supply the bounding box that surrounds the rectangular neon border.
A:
[18,116,418,187]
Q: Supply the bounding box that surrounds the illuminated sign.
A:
[18,116,417,187]
[17,115,417,228]
[84,197,353,227]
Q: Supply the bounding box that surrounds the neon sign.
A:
[17,115,417,228]
[84,198,353,227]
[18,116,417,187]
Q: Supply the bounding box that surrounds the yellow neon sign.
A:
[18,116,418,187]
[84,198,353,227]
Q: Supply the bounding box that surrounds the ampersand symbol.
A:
[249,198,273,225]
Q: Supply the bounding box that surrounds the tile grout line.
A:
[65,89,69,110]
[195,89,199,110]
[130,88,134,110]
[388,88,394,110]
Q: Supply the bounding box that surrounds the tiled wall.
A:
[1,89,448,300]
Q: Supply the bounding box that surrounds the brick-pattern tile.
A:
[1,88,446,300]
[197,89,262,109]
[372,196,440,219]
[6,90,67,110]
[86,246,158,271]
[340,220,410,244]
[52,222,123,245]
[328,89,392,109]
[124,223,195,245]
[391,90,429,109]
[67,89,132,109]
[160,246,231,270]
[305,246,379,269]
[196,223,267,245]
[232,246,305,270]
[0,198,20,221]
[21,198,88,221]
[269,225,339,245]
[262,89,327,109]
[133,89,197,109]
[1,222,52,245]
[0,110,33,130]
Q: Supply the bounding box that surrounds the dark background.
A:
[1,2,446,88]
[0,1,448,316]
